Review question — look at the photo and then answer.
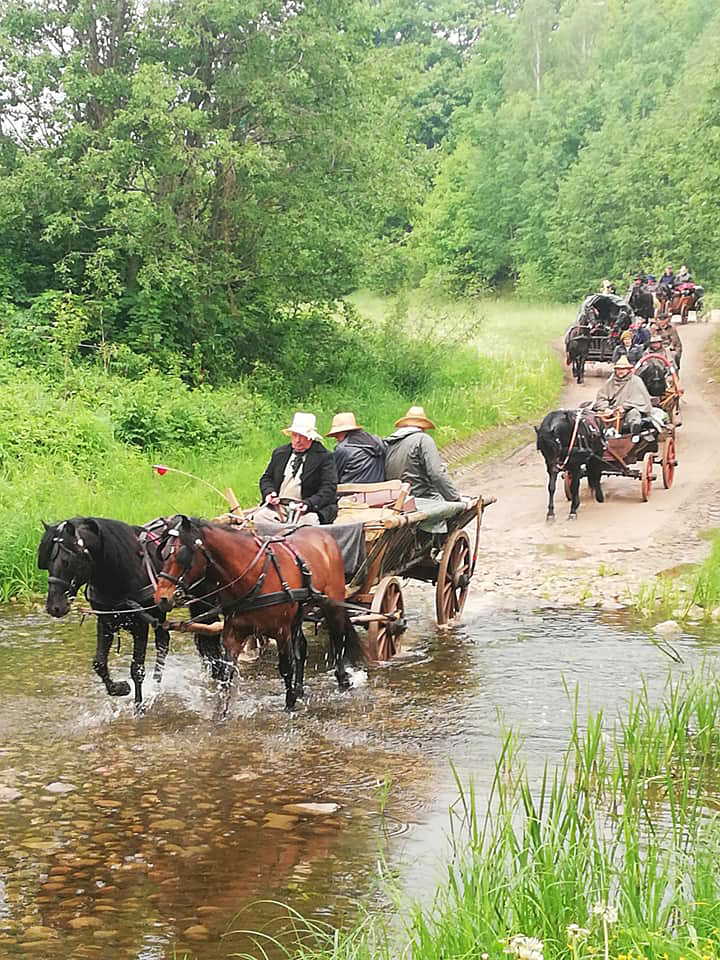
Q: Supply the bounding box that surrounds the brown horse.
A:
[154,515,367,710]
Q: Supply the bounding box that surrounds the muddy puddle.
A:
[0,592,719,959]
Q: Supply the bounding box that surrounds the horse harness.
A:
[559,409,605,469]
[46,521,91,597]
[158,527,327,619]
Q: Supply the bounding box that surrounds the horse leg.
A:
[568,470,581,519]
[130,622,149,713]
[93,618,131,697]
[277,633,296,711]
[588,460,604,503]
[578,353,586,384]
[152,623,170,683]
[546,468,558,521]
[292,621,307,701]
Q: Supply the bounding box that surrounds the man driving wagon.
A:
[592,355,654,437]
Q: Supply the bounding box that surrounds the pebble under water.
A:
[0,590,718,959]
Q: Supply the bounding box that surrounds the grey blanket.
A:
[253,520,367,581]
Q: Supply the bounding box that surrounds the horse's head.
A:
[154,515,210,614]
[38,518,99,617]
[535,410,575,472]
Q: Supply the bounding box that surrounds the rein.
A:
[559,409,583,470]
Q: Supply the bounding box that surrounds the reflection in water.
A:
[0,596,718,957]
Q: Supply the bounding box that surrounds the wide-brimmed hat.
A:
[613,355,633,370]
[326,412,363,437]
[282,412,321,440]
[394,405,436,430]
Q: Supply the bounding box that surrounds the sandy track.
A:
[459,320,720,609]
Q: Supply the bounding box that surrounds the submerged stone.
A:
[44,782,76,795]
[654,619,681,635]
[184,924,210,941]
[0,786,22,803]
[282,802,340,816]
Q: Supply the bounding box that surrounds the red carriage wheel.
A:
[662,435,676,489]
[564,471,572,501]
[367,576,405,662]
[641,451,654,502]
[435,529,472,626]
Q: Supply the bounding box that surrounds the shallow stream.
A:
[0,590,717,959]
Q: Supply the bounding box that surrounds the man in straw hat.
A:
[384,406,462,502]
[592,355,653,435]
[257,412,338,525]
[326,412,385,485]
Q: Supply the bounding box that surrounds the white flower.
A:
[506,935,543,960]
[567,924,590,939]
[592,901,618,924]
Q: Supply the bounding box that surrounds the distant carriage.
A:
[565,293,636,376]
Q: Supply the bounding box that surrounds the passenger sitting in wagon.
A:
[612,329,643,365]
[326,412,385,484]
[592,356,654,437]
[256,412,338,525]
[656,314,683,371]
[384,406,463,504]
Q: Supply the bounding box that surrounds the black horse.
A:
[637,357,668,398]
[628,282,655,321]
[38,517,229,708]
[535,409,606,520]
[565,320,592,384]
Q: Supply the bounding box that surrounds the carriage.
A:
[564,417,676,503]
[332,483,493,661]
[217,483,493,664]
[571,293,635,365]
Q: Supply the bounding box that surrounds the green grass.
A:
[0,291,572,598]
[228,665,720,960]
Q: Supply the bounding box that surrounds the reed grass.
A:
[238,665,720,960]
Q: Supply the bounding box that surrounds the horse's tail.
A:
[343,615,371,666]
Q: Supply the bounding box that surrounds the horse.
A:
[565,320,592,384]
[535,409,606,520]
[38,517,229,709]
[628,282,654,321]
[154,516,368,711]
[635,355,669,398]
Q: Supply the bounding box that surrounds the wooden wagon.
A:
[564,418,676,503]
[333,482,494,662]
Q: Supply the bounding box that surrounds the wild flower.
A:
[567,924,590,940]
[593,902,619,924]
[505,934,544,960]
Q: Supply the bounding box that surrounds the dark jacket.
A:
[259,441,338,523]
[333,430,385,484]
[659,271,675,290]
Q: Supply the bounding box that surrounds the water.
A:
[0,592,718,958]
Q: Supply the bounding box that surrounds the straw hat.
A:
[326,412,363,437]
[282,412,321,440]
[613,355,632,370]
[394,405,436,430]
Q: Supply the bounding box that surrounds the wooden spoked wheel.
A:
[435,529,472,626]
[564,471,572,501]
[367,576,405,662]
[641,451,654,502]
[663,435,676,489]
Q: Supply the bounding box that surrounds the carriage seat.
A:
[336,480,416,514]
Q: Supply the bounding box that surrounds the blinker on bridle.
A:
[47,523,92,597]
[157,529,209,601]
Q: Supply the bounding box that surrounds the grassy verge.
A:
[231,665,720,960]
[1,291,572,598]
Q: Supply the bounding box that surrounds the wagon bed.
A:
[333,483,493,661]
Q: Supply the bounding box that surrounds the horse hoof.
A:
[568,513,577,521]
[108,681,131,697]
[285,691,297,711]
[294,685,305,700]
[133,701,147,717]
[546,513,556,523]
[595,491,605,503]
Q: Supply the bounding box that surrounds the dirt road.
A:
[459,319,720,610]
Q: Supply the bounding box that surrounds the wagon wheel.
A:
[662,434,676,489]
[367,576,405,662]
[641,451,654,502]
[435,529,472,626]
[564,471,573,501]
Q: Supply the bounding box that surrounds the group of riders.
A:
[254,405,468,527]
[573,267,691,440]
[602,262,704,314]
